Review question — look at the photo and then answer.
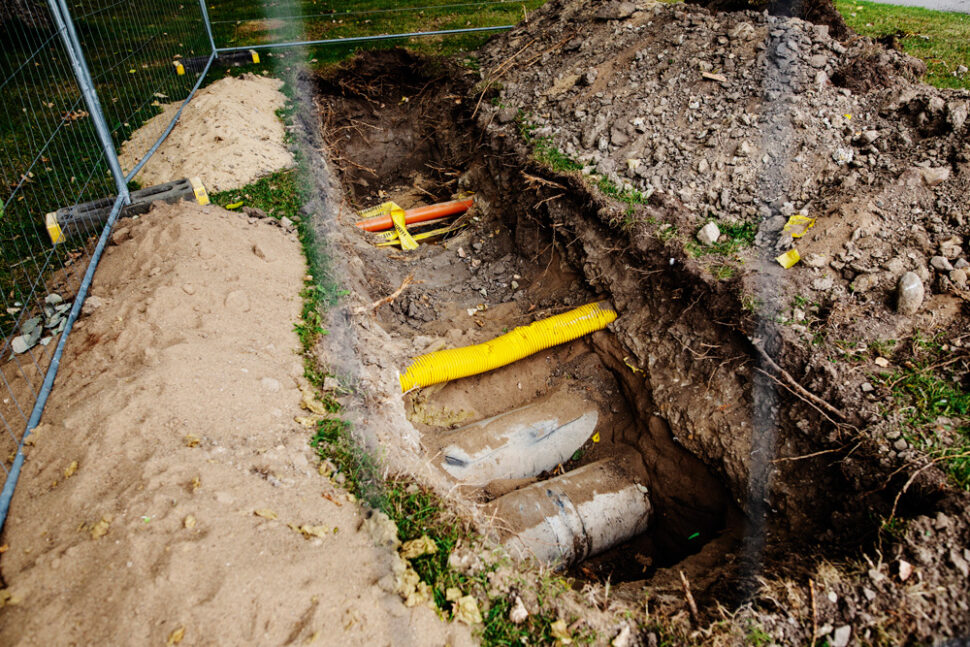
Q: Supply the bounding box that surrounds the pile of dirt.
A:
[291,3,970,639]
[463,0,970,641]
[119,74,294,192]
[0,201,468,646]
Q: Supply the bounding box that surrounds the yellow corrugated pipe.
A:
[399,301,617,392]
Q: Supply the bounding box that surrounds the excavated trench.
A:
[312,51,889,602]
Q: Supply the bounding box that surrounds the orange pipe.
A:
[355,198,474,232]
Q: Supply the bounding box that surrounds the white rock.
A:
[832,625,851,647]
[696,222,720,246]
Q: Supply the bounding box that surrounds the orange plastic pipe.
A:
[355,198,474,232]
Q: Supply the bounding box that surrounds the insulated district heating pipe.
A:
[399,301,617,392]
[355,198,475,232]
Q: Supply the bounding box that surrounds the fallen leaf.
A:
[166,626,185,645]
[0,544,8,553]
[300,387,330,415]
[290,523,329,539]
[90,515,112,539]
[64,460,78,478]
[551,619,573,644]
[453,595,482,625]
[295,415,322,428]
[400,535,438,559]
[183,434,201,448]
[254,509,278,520]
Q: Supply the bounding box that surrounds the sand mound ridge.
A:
[120,74,294,193]
[0,201,468,646]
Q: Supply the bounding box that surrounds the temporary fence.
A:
[0,0,520,530]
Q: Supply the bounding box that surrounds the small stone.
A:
[82,296,103,316]
[811,276,834,291]
[242,206,267,218]
[896,272,924,315]
[184,515,197,529]
[851,274,878,293]
[930,256,954,272]
[956,259,969,269]
[736,140,752,157]
[261,377,281,392]
[595,1,636,20]
[45,293,63,305]
[831,626,851,647]
[951,269,968,289]
[511,280,520,290]
[182,283,196,295]
[861,382,874,393]
[899,560,913,581]
[696,222,720,246]
[509,596,528,624]
[919,166,950,187]
[893,438,908,451]
[225,290,251,312]
[804,253,829,268]
[496,107,517,124]
[874,357,890,368]
[280,216,294,229]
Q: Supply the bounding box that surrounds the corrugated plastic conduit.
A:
[399,301,618,392]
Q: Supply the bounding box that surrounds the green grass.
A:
[686,221,757,259]
[876,334,970,489]
[207,0,545,66]
[836,0,970,90]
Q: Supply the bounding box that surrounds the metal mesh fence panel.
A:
[205,0,538,54]
[0,0,212,524]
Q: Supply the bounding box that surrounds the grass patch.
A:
[836,0,970,90]
[686,221,757,258]
[876,333,970,489]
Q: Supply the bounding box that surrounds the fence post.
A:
[198,0,219,56]
[46,0,131,204]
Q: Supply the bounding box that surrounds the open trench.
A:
[309,50,898,606]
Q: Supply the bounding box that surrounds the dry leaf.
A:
[295,415,322,428]
[300,387,329,415]
[90,515,112,539]
[254,509,278,520]
[550,619,573,644]
[453,595,482,625]
[0,589,21,607]
[183,515,197,529]
[183,434,201,448]
[0,544,8,553]
[64,461,78,478]
[166,626,185,645]
[400,535,438,559]
[289,523,329,539]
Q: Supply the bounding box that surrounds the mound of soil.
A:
[119,74,294,192]
[0,201,468,646]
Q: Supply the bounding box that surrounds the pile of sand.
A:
[119,74,294,193]
[0,201,467,646]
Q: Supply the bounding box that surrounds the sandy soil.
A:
[119,74,294,192]
[0,200,469,646]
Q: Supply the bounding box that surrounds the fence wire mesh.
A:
[206,0,534,54]
[0,0,210,518]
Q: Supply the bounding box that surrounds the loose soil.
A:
[306,0,970,635]
[0,200,470,646]
[118,74,294,193]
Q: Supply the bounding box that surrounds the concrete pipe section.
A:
[437,387,598,485]
[484,451,651,567]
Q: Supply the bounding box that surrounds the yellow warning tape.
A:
[376,222,467,247]
[189,177,210,206]
[46,212,64,245]
[399,301,617,392]
[390,204,418,250]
